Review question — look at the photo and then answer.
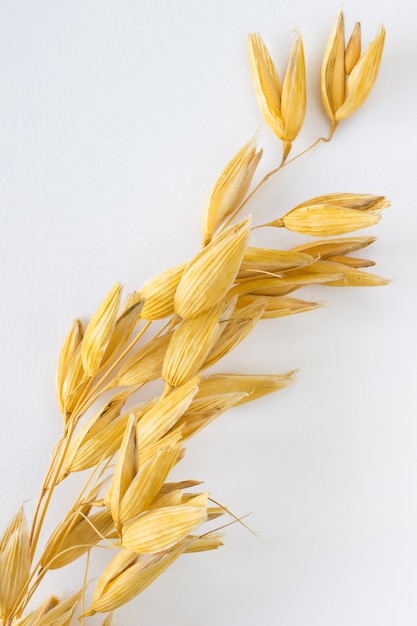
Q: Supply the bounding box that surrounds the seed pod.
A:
[34,592,81,626]
[236,294,322,319]
[278,204,380,237]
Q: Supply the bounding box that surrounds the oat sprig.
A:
[0,11,387,625]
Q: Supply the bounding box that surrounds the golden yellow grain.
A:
[202,137,262,244]
[108,415,138,532]
[203,298,266,369]
[278,203,380,237]
[248,32,306,157]
[335,25,386,121]
[34,591,81,626]
[121,496,208,554]
[140,264,186,320]
[56,319,83,415]
[0,509,30,621]
[40,505,113,570]
[236,294,322,319]
[118,443,182,524]
[176,392,248,439]
[321,11,345,121]
[136,377,199,450]
[292,235,376,258]
[102,292,144,362]
[197,372,296,404]
[321,12,385,123]
[162,304,223,387]
[87,545,187,614]
[116,330,174,387]
[345,22,361,74]
[81,283,123,376]
[174,217,251,319]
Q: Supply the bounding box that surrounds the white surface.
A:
[0,1,416,625]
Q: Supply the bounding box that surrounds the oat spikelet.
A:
[116,330,174,387]
[162,304,223,387]
[33,591,81,626]
[40,505,113,570]
[136,377,199,449]
[102,292,144,362]
[321,11,345,121]
[118,443,182,524]
[197,372,296,404]
[81,282,123,376]
[236,294,322,319]
[248,32,306,158]
[292,235,377,258]
[56,319,83,415]
[321,12,385,123]
[174,217,251,319]
[202,137,262,245]
[277,203,381,237]
[140,264,186,320]
[0,508,31,621]
[121,494,208,554]
[86,545,187,615]
[108,414,138,532]
[335,25,386,121]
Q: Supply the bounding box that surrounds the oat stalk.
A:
[0,11,387,626]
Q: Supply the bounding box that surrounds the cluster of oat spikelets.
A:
[0,12,387,626]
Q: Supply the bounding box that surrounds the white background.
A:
[0,1,416,625]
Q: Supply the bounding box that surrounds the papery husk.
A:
[136,377,199,450]
[174,218,251,319]
[56,319,83,415]
[162,304,223,387]
[121,494,208,554]
[0,508,31,621]
[140,264,186,320]
[40,507,113,570]
[116,331,174,387]
[86,544,188,614]
[197,372,296,403]
[81,283,123,376]
[202,137,262,244]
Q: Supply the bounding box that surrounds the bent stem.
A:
[222,128,336,233]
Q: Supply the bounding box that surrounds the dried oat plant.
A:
[0,12,387,626]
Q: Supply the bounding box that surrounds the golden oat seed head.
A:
[202,137,262,244]
[121,499,208,554]
[174,217,251,319]
[248,33,284,139]
[81,282,123,376]
[321,11,346,120]
[136,376,199,450]
[335,25,386,121]
[0,508,30,621]
[280,33,306,143]
[56,319,83,415]
[140,263,186,320]
[162,304,224,387]
[281,204,380,237]
[88,546,187,614]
